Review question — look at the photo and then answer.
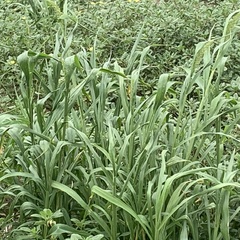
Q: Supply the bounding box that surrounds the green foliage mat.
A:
[0,0,240,107]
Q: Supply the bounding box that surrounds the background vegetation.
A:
[1,0,240,239]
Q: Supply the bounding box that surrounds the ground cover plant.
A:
[1,0,240,239]
[1,0,240,108]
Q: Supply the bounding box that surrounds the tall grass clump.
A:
[1,7,240,240]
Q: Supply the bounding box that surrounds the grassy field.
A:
[1,0,240,239]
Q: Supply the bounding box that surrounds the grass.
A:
[1,0,240,239]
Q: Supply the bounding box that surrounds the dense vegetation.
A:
[1,0,240,239]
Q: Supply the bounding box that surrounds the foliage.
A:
[1,0,240,239]
[1,0,240,108]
